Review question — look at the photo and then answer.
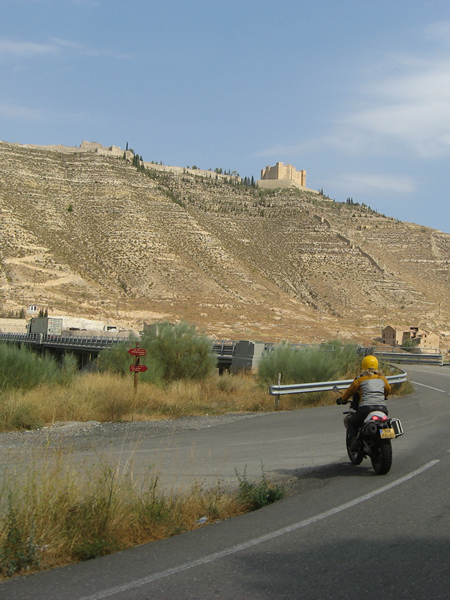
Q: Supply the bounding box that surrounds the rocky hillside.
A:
[0,140,448,347]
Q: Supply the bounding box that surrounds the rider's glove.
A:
[336,398,342,405]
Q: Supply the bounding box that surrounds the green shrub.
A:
[0,344,76,391]
[96,343,130,375]
[60,353,79,385]
[96,322,215,385]
[258,341,358,385]
[139,321,216,384]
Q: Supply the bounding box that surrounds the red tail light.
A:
[371,415,388,422]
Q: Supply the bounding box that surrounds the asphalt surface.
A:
[1,364,449,599]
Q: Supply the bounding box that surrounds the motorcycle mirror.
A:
[332,385,341,394]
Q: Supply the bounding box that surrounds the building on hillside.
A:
[261,162,306,186]
[381,325,440,351]
[257,162,318,193]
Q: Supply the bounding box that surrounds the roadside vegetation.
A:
[258,340,360,385]
[0,330,405,431]
[0,324,409,578]
[0,452,283,579]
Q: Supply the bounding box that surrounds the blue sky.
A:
[2,1,450,233]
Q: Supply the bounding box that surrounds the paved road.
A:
[1,364,449,599]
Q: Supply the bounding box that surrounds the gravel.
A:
[0,413,265,460]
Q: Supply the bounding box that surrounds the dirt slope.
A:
[0,141,448,346]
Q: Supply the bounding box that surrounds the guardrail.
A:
[0,332,126,351]
[268,369,408,396]
[374,350,443,366]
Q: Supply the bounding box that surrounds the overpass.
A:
[0,333,445,371]
[0,333,259,372]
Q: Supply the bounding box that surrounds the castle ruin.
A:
[17,142,317,192]
[257,161,317,193]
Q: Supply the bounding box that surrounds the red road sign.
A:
[130,364,148,372]
[128,348,146,356]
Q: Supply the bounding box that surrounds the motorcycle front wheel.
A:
[371,439,392,475]
[346,432,364,465]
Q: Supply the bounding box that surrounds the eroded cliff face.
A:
[0,141,448,346]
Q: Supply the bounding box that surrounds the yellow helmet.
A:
[361,355,378,370]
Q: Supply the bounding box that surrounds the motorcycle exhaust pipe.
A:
[364,422,378,435]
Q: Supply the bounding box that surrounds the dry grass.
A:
[0,365,412,432]
[0,450,247,578]
[0,372,281,431]
[0,371,291,579]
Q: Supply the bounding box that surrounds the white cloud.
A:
[49,38,131,59]
[0,37,130,62]
[338,56,450,158]
[0,39,59,58]
[0,102,45,121]
[423,21,450,45]
[258,25,450,162]
[0,101,88,123]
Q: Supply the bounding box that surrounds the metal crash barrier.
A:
[269,369,407,396]
[374,350,444,366]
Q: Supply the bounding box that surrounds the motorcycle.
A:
[333,386,404,475]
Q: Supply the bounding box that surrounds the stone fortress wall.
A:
[138,161,241,182]
[19,142,317,192]
[258,161,318,193]
[20,141,241,183]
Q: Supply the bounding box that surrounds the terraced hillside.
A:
[0,140,448,346]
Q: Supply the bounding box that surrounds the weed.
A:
[235,465,285,511]
[0,494,41,577]
[71,536,119,561]
[9,404,43,431]
[0,453,277,579]
[392,379,414,397]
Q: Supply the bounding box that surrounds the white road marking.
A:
[411,381,447,393]
[79,459,440,600]
[409,368,450,377]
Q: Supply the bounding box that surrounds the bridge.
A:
[0,332,245,371]
[0,333,446,371]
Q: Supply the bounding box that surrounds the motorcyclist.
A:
[339,355,391,451]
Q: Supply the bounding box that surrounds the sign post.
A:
[128,344,147,395]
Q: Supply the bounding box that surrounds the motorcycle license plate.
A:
[380,428,395,439]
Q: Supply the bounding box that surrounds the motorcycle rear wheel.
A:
[371,439,392,475]
[346,432,364,465]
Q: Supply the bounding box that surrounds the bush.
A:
[401,338,420,353]
[139,321,216,384]
[0,494,41,577]
[96,343,130,375]
[0,344,76,391]
[59,353,79,385]
[258,341,358,386]
[96,323,215,385]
